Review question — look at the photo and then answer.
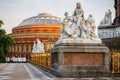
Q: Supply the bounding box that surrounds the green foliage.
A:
[0,35,13,54]
[0,29,6,35]
[0,47,6,63]
[0,20,4,28]
[0,20,13,62]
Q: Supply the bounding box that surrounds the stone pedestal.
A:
[50,43,111,77]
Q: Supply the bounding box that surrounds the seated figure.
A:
[32,38,45,53]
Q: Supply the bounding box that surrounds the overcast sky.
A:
[0,0,115,34]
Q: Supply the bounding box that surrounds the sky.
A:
[0,0,115,34]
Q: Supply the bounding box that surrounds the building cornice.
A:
[98,24,120,29]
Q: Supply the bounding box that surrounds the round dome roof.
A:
[18,13,61,27]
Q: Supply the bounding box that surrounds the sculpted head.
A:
[89,14,93,18]
[76,2,81,9]
[108,9,111,12]
[85,20,90,26]
[64,12,69,17]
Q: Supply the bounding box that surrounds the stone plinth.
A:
[50,43,111,77]
[63,38,102,44]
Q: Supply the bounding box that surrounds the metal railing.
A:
[31,53,51,69]
[111,50,120,74]
[31,51,120,74]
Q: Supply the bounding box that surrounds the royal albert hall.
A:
[7,13,61,61]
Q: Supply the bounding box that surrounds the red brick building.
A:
[6,13,61,61]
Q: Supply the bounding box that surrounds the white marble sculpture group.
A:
[57,2,101,44]
[99,9,112,26]
[32,38,45,53]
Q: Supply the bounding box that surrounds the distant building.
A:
[113,0,120,25]
[6,13,61,61]
[98,0,120,50]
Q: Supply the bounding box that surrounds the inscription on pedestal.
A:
[64,53,103,65]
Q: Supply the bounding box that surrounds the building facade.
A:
[113,0,120,25]
[6,13,61,61]
[98,0,120,50]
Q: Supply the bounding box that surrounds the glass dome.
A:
[18,13,61,27]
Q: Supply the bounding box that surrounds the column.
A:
[118,0,120,17]
[23,44,26,52]
[115,0,117,17]
[117,0,119,17]
[44,43,47,52]
[28,44,32,52]
[12,45,14,52]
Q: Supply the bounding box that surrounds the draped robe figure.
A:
[56,2,102,44]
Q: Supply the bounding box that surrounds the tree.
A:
[0,20,13,62]
[0,29,6,36]
[0,20,4,29]
[0,48,6,62]
[0,35,13,54]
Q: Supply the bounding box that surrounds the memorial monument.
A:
[113,0,120,25]
[98,0,120,50]
[99,9,112,26]
[51,2,110,77]
[32,38,45,53]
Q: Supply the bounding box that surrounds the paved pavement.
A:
[0,63,120,80]
[0,63,55,80]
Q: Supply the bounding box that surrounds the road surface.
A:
[0,63,119,80]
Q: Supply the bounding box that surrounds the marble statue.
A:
[99,9,112,26]
[108,9,112,24]
[62,12,80,38]
[87,14,98,38]
[32,38,45,53]
[62,12,74,37]
[56,2,102,44]
[72,2,85,28]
